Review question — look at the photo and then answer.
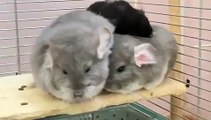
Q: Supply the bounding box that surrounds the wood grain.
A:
[0,74,186,120]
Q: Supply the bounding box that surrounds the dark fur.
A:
[87,1,153,37]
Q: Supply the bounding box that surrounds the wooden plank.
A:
[168,0,185,120]
[0,74,186,120]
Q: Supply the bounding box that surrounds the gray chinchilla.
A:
[31,10,114,102]
[105,25,178,94]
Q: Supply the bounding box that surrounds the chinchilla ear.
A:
[134,43,157,67]
[97,27,113,59]
[43,51,53,71]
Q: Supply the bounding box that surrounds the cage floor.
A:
[0,74,186,120]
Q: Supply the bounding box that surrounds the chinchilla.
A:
[31,10,114,102]
[87,0,152,37]
[105,25,178,94]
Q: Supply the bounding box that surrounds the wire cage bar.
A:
[0,0,211,120]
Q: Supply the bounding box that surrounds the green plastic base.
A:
[39,102,167,120]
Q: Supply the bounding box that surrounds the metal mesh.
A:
[40,103,168,120]
[0,0,211,119]
[131,1,211,120]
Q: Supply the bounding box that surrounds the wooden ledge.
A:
[0,74,186,120]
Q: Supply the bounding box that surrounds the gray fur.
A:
[31,10,114,102]
[105,25,178,94]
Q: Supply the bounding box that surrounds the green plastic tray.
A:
[39,102,167,120]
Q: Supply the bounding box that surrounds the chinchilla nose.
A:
[73,90,82,98]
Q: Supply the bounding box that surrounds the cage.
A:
[0,0,210,120]
[40,103,168,120]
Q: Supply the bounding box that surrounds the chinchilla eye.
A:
[85,67,91,73]
[117,66,125,73]
[62,70,68,75]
